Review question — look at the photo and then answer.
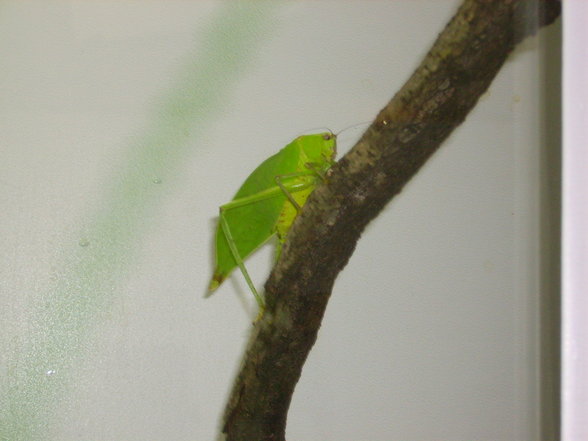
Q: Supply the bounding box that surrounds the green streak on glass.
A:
[0,2,279,439]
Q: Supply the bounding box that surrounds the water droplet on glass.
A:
[79,238,90,247]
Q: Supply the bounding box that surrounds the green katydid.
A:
[207,132,337,312]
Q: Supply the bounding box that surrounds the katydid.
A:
[207,132,337,311]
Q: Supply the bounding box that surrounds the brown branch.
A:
[221,1,560,440]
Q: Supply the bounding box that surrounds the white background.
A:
[0,1,560,440]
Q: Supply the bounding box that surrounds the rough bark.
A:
[221,1,561,440]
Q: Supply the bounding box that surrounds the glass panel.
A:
[0,1,561,440]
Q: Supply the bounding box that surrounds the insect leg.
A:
[219,207,266,310]
[218,184,308,310]
[218,181,314,308]
[274,171,317,213]
[303,162,329,181]
[221,185,294,211]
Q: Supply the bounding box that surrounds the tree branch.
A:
[221,1,560,440]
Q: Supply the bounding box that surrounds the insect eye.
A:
[322,133,332,140]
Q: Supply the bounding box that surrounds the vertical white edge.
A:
[562,2,588,440]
